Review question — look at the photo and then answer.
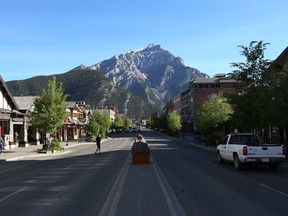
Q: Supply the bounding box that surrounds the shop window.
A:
[0,120,9,135]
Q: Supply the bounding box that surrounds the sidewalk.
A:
[0,141,82,162]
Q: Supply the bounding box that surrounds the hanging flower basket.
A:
[131,141,150,164]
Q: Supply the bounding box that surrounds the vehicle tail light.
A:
[283,146,287,155]
[243,146,248,155]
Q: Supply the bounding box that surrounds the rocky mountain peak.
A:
[78,44,208,107]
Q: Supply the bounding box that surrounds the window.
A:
[0,120,9,135]
[222,136,229,144]
[229,134,260,145]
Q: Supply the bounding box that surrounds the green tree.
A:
[86,111,101,140]
[30,77,67,145]
[86,111,112,139]
[229,41,271,89]
[261,67,288,144]
[124,117,132,128]
[146,116,154,129]
[156,114,167,131]
[111,114,124,131]
[167,111,181,135]
[147,112,158,130]
[199,93,233,134]
[102,113,112,135]
[228,41,272,131]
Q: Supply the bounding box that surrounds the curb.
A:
[5,149,71,161]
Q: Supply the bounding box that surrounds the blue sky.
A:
[1,0,287,81]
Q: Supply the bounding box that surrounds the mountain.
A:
[7,69,159,119]
[80,44,208,107]
[7,44,208,118]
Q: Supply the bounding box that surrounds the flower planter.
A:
[132,152,150,164]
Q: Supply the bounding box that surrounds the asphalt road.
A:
[0,129,288,216]
[146,130,288,216]
[0,137,132,216]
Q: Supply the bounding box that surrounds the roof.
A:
[191,78,218,84]
[66,101,76,109]
[271,46,288,68]
[14,96,38,110]
[190,77,236,84]
[0,76,18,110]
[213,73,226,78]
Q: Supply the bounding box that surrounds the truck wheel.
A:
[233,154,242,170]
[217,151,224,163]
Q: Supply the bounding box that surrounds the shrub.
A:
[206,134,222,145]
[48,139,63,151]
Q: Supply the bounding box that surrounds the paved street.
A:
[0,131,185,216]
[0,129,288,216]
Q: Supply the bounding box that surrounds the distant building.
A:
[13,96,39,146]
[95,106,116,122]
[63,101,88,141]
[181,89,193,132]
[163,94,181,115]
[162,73,236,133]
[189,74,236,132]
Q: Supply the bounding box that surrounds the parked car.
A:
[132,125,138,132]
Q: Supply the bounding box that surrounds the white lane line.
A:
[152,155,187,216]
[206,160,218,167]
[259,183,288,197]
[64,164,74,170]
[98,154,130,216]
[0,187,28,202]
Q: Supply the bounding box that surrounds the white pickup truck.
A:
[216,133,287,170]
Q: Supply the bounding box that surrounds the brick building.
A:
[188,74,236,132]
[181,89,193,132]
[163,94,182,115]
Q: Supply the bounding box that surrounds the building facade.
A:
[95,106,116,123]
[13,96,40,146]
[62,101,88,141]
[189,74,236,132]
[181,89,193,132]
[0,76,19,149]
